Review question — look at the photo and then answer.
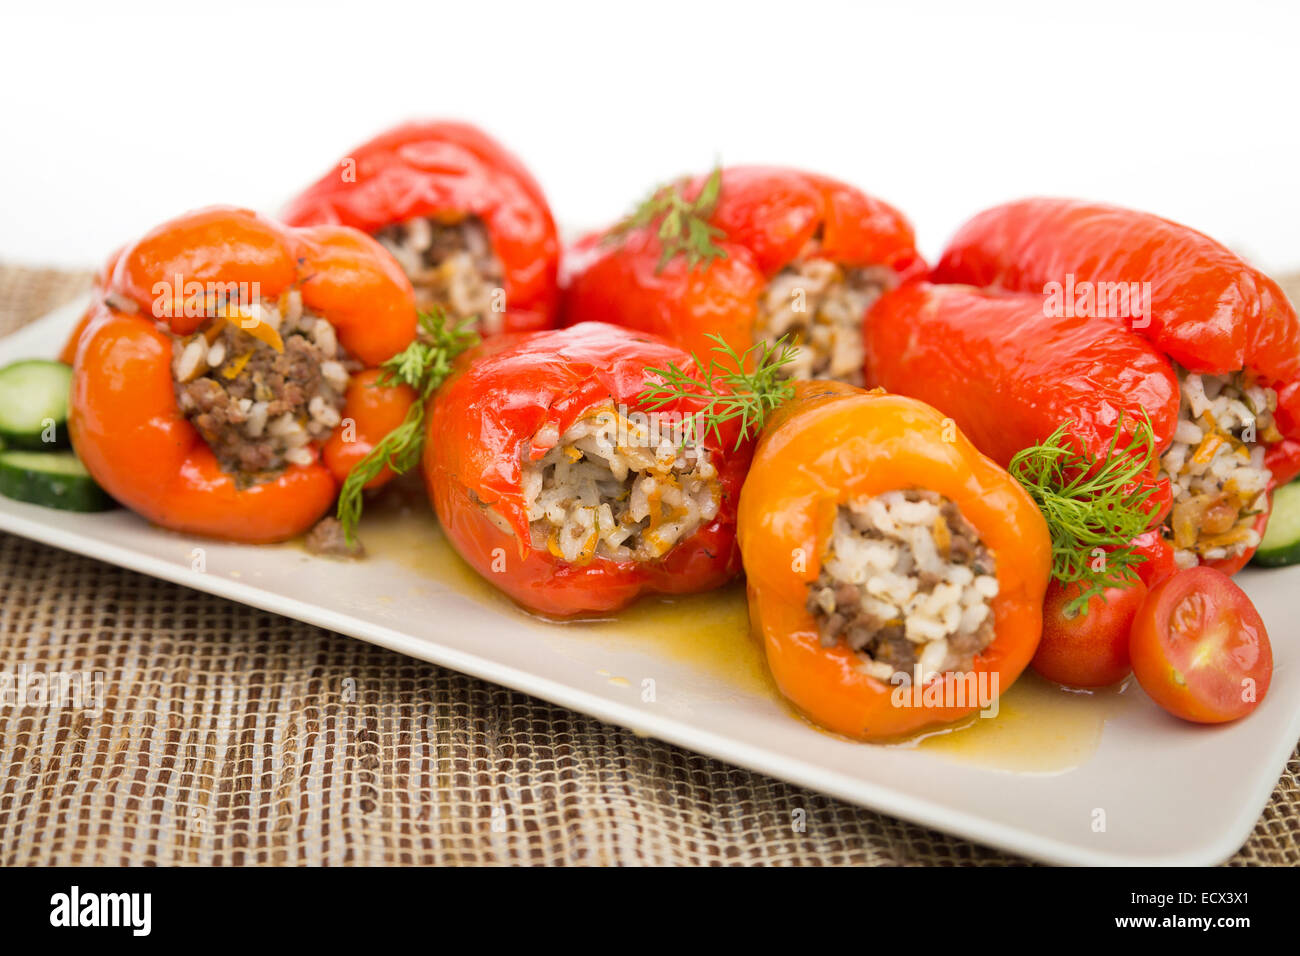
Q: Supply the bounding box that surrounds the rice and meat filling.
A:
[172,290,352,487]
[806,490,1000,684]
[521,405,721,564]
[1160,368,1279,569]
[374,215,506,333]
[757,241,895,385]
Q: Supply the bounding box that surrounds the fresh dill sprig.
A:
[336,309,479,542]
[605,165,728,272]
[375,308,479,401]
[1007,410,1158,615]
[638,333,798,450]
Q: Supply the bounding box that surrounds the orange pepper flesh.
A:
[58,310,95,366]
[737,382,1052,740]
[58,245,123,365]
[68,206,418,543]
[322,369,418,490]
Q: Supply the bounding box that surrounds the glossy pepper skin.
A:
[68,206,419,543]
[933,198,1300,492]
[283,120,560,333]
[864,282,1183,584]
[562,166,925,361]
[425,322,753,618]
[738,382,1051,740]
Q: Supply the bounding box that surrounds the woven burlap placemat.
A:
[0,263,1296,866]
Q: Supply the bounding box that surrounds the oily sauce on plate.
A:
[345,481,1124,774]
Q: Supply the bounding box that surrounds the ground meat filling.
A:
[374,215,506,333]
[756,240,895,385]
[304,516,365,558]
[1160,368,1278,568]
[806,490,999,684]
[520,405,721,564]
[172,291,352,488]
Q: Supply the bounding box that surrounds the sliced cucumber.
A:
[0,450,113,512]
[0,359,73,449]
[1255,480,1300,567]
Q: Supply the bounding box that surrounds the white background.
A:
[3,0,1297,274]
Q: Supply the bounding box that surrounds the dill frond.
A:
[638,333,798,449]
[1007,410,1158,614]
[336,308,479,542]
[605,165,728,272]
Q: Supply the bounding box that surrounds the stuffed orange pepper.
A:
[563,166,925,384]
[426,322,753,617]
[738,382,1051,740]
[68,206,419,544]
[283,120,560,336]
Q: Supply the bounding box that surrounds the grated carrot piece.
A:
[547,531,564,560]
[230,307,284,353]
[1191,432,1224,465]
[203,317,228,344]
[221,352,253,380]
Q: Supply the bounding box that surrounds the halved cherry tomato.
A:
[1129,567,1272,723]
[1031,579,1147,688]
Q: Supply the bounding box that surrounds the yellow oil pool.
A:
[904,673,1128,774]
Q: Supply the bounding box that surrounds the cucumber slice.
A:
[1255,480,1300,567]
[0,450,113,512]
[0,359,73,449]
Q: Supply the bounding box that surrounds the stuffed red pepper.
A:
[864,283,1180,583]
[931,199,1300,574]
[425,322,753,617]
[563,166,924,384]
[284,120,560,336]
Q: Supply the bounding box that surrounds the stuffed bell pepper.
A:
[68,206,419,544]
[284,121,560,336]
[931,198,1300,575]
[424,322,753,617]
[738,382,1052,739]
[563,166,924,384]
[864,282,1181,584]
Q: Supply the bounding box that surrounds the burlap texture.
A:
[0,263,1296,866]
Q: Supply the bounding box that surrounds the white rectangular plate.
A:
[4,298,1299,866]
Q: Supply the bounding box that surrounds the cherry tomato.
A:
[1129,567,1272,724]
[1031,579,1147,688]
